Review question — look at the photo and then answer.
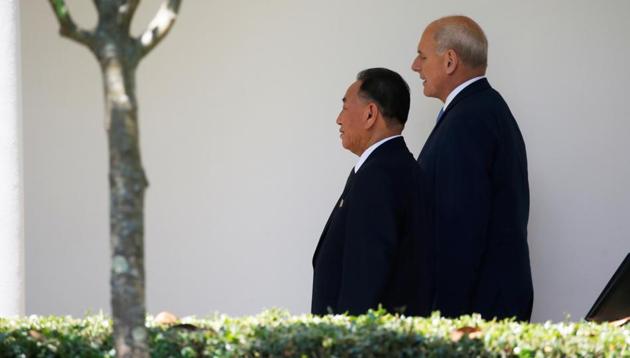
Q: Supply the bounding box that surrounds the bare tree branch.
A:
[93,0,141,32]
[125,0,142,21]
[114,0,142,33]
[48,0,94,47]
[137,0,182,57]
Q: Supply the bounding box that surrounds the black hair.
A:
[356,67,410,127]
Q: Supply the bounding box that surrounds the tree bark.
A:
[102,55,149,358]
[48,1,182,357]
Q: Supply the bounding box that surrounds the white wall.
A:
[21,0,630,322]
[0,0,24,317]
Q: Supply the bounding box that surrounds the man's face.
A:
[411,26,448,101]
[336,81,369,156]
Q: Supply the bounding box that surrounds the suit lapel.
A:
[312,168,355,266]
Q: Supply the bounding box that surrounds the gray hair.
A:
[433,16,488,69]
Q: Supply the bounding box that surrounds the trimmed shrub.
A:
[1,309,628,357]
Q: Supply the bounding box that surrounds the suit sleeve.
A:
[336,170,400,315]
[433,114,495,317]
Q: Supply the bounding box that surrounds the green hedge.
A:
[1,309,628,357]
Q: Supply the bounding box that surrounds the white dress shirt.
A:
[354,135,402,173]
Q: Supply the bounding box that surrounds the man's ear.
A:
[444,49,458,75]
[364,103,378,129]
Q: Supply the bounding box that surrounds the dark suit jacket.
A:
[417,78,533,321]
[312,137,433,316]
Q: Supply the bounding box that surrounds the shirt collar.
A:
[354,135,401,173]
[443,76,485,111]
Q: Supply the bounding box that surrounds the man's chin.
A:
[341,143,357,155]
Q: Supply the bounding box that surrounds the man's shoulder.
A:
[454,85,505,111]
[360,139,416,173]
[446,85,512,131]
[358,156,418,178]
[354,145,419,190]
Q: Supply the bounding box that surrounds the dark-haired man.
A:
[311,68,433,316]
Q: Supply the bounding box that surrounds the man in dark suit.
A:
[411,16,534,321]
[311,68,433,316]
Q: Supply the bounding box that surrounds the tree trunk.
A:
[102,54,149,358]
[48,1,183,356]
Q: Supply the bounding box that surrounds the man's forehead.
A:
[344,81,361,99]
[419,26,435,46]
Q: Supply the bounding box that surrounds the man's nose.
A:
[411,59,420,72]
